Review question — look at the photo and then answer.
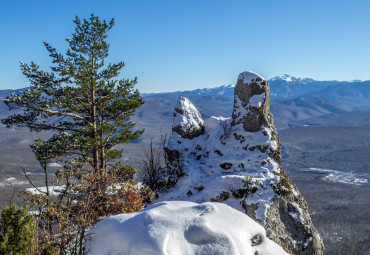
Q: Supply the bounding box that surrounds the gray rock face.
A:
[232,71,324,254]
[232,72,324,254]
[264,195,324,255]
[157,71,324,255]
[232,71,271,132]
[232,71,281,163]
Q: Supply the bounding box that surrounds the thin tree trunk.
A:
[91,51,99,173]
[44,145,49,197]
[100,122,105,169]
[78,229,85,255]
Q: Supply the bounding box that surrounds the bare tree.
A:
[137,139,164,194]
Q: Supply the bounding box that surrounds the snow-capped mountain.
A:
[142,84,236,97]
[302,80,370,105]
[3,75,369,108]
[269,74,315,84]
[142,75,370,105]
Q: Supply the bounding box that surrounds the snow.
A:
[0,177,27,186]
[288,202,305,224]
[142,83,236,96]
[160,96,287,225]
[269,74,316,84]
[173,96,204,134]
[238,71,265,85]
[48,162,63,167]
[324,172,368,185]
[248,92,265,108]
[205,116,231,138]
[306,167,368,186]
[86,201,288,255]
[26,185,65,196]
[270,74,294,82]
[276,74,293,82]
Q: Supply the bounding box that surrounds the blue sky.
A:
[1,0,370,92]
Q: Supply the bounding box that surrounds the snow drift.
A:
[86,201,288,255]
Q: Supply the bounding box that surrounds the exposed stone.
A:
[242,202,261,224]
[232,72,323,254]
[220,162,232,169]
[231,71,281,163]
[251,234,263,246]
[194,186,204,191]
[231,188,249,199]
[214,150,223,156]
[264,194,324,254]
[210,191,231,202]
[164,147,180,163]
[232,71,271,132]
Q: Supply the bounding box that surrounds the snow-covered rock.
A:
[86,201,288,255]
[157,71,324,254]
[172,96,205,139]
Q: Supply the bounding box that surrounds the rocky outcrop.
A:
[157,71,324,254]
[232,72,271,132]
[172,96,205,139]
[233,72,323,254]
[264,195,324,254]
[231,72,281,163]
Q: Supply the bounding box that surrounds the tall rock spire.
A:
[157,72,324,254]
[231,71,281,163]
[232,71,271,132]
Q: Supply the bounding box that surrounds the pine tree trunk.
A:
[91,51,99,173]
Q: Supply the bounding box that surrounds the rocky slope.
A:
[156,71,324,254]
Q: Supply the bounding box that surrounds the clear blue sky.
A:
[1,0,370,92]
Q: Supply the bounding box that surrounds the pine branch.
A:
[25,122,85,133]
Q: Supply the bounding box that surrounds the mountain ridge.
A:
[140,75,370,105]
[2,75,369,104]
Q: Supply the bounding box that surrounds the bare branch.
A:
[21,167,45,195]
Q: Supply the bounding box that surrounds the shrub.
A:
[0,204,36,255]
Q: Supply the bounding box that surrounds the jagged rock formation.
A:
[156,71,324,254]
[172,96,205,139]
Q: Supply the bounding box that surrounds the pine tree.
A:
[2,14,144,175]
[0,205,36,255]
[1,14,149,254]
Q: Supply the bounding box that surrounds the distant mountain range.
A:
[1,74,369,129]
[2,75,370,105]
[142,74,370,106]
